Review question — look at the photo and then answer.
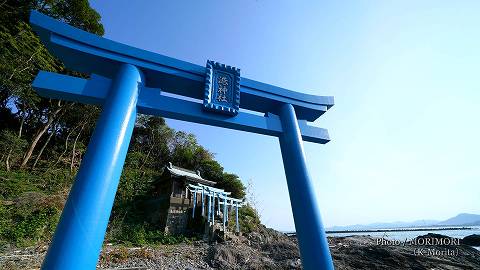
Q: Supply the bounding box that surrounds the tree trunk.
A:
[51,126,75,170]
[20,103,62,168]
[139,130,156,171]
[139,144,153,171]
[18,111,25,138]
[32,124,56,169]
[8,49,39,80]
[70,122,85,172]
[43,127,75,175]
[5,153,10,172]
[5,111,26,171]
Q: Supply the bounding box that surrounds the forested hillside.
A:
[0,0,258,248]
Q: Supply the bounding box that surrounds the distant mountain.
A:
[327,219,439,231]
[327,213,480,231]
[437,213,480,226]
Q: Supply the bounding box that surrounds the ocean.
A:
[325,226,480,241]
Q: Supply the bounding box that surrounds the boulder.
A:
[461,234,480,246]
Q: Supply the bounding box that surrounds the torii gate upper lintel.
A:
[29,11,335,270]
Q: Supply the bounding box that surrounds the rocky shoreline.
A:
[1,226,479,269]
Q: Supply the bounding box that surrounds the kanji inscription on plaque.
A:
[203,60,240,116]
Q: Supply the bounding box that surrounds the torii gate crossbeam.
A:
[29,11,335,270]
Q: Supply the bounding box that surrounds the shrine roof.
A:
[166,162,216,186]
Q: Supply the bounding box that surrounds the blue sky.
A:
[90,1,480,231]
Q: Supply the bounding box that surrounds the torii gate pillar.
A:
[42,64,142,269]
[278,103,332,269]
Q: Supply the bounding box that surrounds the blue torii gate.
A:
[187,183,245,233]
[29,11,335,270]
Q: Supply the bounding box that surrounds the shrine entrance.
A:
[30,10,335,270]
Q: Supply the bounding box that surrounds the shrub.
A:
[229,203,261,233]
[0,190,64,247]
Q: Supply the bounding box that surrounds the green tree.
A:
[0,0,103,169]
[0,130,28,171]
[217,172,245,199]
[127,116,174,171]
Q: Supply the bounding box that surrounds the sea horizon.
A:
[283,225,480,244]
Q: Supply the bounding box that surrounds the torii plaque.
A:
[29,11,335,270]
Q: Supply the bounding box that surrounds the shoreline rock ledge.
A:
[1,227,479,269]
